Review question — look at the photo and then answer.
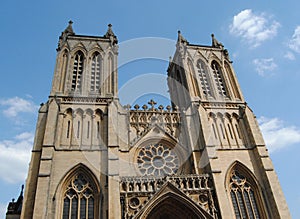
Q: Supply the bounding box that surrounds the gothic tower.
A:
[167,31,290,218]
[16,23,290,219]
[21,21,119,219]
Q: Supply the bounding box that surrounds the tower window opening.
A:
[72,51,84,91]
[211,61,227,97]
[197,59,212,97]
[91,53,101,92]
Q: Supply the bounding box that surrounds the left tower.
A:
[21,21,118,219]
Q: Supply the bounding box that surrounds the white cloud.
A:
[0,132,33,183]
[284,51,296,60]
[288,26,300,53]
[0,203,6,219]
[0,97,38,119]
[252,58,277,76]
[230,9,280,47]
[258,117,300,153]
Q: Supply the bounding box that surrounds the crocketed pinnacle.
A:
[64,20,75,36]
[104,24,118,45]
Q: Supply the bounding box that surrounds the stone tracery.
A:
[137,143,179,176]
[63,173,95,219]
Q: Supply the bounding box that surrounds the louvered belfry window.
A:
[211,61,227,97]
[230,170,261,219]
[90,52,101,92]
[197,59,212,97]
[62,173,95,219]
[72,51,84,91]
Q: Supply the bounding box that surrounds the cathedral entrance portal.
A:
[146,196,204,219]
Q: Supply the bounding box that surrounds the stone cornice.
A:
[200,101,246,110]
[49,95,113,105]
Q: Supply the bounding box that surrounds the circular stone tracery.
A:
[137,143,179,176]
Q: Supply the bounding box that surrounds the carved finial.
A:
[211,33,224,49]
[134,104,140,110]
[158,105,164,111]
[104,23,118,45]
[142,104,148,110]
[148,99,157,110]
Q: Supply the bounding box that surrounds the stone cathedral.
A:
[6,22,291,219]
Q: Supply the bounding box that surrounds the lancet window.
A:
[71,51,84,91]
[211,61,227,97]
[197,59,212,97]
[90,52,101,92]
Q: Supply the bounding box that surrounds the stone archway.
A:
[146,196,205,219]
[131,182,214,219]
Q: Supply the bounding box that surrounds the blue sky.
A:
[1,0,300,218]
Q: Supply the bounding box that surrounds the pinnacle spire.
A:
[177,30,188,44]
[105,24,114,36]
[57,20,75,51]
[104,23,118,45]
[211,33,223,49]
[64,20,75,36]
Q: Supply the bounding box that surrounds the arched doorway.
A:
[132,182,214,219]
[146,196,205,219]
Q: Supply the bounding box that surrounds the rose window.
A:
[137,143,179,176]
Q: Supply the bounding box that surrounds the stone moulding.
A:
[57,96,113,104]
[201,101,245,109]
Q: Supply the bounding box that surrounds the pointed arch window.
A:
[211,61,227,97]
[90,52,102,92]
[197,59,212,97]
[229,169,262,219]
[72,51,84,91]
[62,173,96,219]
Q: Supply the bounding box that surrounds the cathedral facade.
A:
[9,22,290,218]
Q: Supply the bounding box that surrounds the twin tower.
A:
[14,22,290,218]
